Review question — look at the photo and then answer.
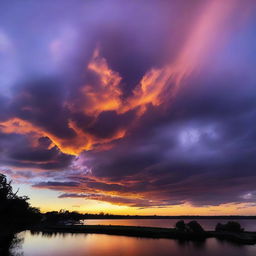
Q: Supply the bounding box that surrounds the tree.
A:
[44,210,82,224]
[0,174,16,200]
[174,220,204,233]
[187,221,204,233]
[0,174,41,229]
[175,220,186,232]
[215,221,244,233]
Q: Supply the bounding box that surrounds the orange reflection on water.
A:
[14,228,255,256]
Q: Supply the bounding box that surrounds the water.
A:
[12,230,256,256]
[84,219,256,231]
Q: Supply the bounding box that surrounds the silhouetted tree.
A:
[175,220,186,232]
[215,221,244,233]
[187,221,204,233]
[174,220,204,233]
[44,210,82,224]
[0,174,41,229]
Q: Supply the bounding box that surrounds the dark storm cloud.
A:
[33,181,80,188]
[70,64,256,206]
[58,192,169,208]
[10,78,75,139]
[8,147,74,170]
[0,96,9,121]
[0,132,74,170]
[86,110,136,139]
[96,0,198,96]
[1,0,195,157]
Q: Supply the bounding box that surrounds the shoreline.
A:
[60,215,256,220]
[30,224,256,245]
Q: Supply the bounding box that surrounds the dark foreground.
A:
[30,225,256,245]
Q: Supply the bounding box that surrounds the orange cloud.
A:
[123,1,239,115]
[0,2,239,158]
[68,48,123,117]
[0,117,126,156]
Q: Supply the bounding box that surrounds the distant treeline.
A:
[43,211,256,220]
[82,214,256,219]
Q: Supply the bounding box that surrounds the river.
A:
[10,219,256,256]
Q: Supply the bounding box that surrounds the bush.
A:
[175,220,186,231]
[175,220,204,233]
[187,221,204,233]
[215,221,244,233]
[44,210,82,224]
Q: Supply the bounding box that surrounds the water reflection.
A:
[1,234,24,256]
[177,239,206,250]
[12,231,256,256]
[30,230,83,238]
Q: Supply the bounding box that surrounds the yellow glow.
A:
[37,200,256,216]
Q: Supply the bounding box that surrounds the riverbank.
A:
[30,225,256,245]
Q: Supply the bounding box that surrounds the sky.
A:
[0,0,256,215]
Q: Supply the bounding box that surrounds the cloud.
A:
[0,0,256,210]
[33,181,80,189]
[58,193,172,208]
[0,132,74,170]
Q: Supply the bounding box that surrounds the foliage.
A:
[175,220,204,233]
[0,173,41,229]
[215,221,244,233]
[175,220,186,231]
[187,221,204,233]
[44,210,82,224]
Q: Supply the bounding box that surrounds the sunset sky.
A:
[0,0,256,215]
